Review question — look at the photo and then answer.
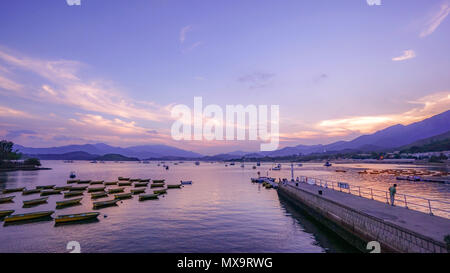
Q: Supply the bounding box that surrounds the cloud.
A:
[0,106,34,118]
[392,50,416,61]
[316,92,450,134]
[0,73,22,92]
[181,41,203,53]
[420,1,450,38]
[180,25,193,43]
[5,129,37,139]
[0,47,170,122]
[237,72,275,89]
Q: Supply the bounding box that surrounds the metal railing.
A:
[290,176,450,219]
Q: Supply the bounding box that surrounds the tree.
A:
[24,158,41,166]
[0,140,21,161]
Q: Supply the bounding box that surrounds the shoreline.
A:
[0,167,52,172]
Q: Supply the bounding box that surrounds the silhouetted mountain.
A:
[28,151,98,160]
[14,143,202,159]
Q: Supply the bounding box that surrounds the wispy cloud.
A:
[420,1,450,38]
[392,50,416,61]
[237,72,275,89]
[180,25,193,43]
[0,106,34,118]
[0,47,170,122]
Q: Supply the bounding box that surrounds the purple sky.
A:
[0,0,449,154]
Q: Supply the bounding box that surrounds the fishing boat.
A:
[87,186,106,193]
[297,163,303,167]
[139,179,150,182]
[64,191,84,198]
[271,164,281,171]
[69,171,76,179]
[22,189,41,195]
[107,188,124,194]
[90,180,104,185]
[257,162,261,166]
[0,196,14,203]
[91,192,108,199]
[93,199,118,209]
[40,189,62,196]
[55,212,100,224]
[152,179,165,183]
[114,193,132,200]
[23,197,48,206]
[230,162,235,166]
[118,181,132,186]
[69,186,88,191]
[90,160,98,164]
[104,181,118,186]
[2,187,25,194]
[139,193,158,201]
[195,161,200,166]
[134,182,148,187]
[118,177,130,181]
[151,183,165,188]
[153,189,167,195]
[335,170,347,173]
[167,184,182,189]
[4,211,54,223]
[252,166,256,169]
[0,210,14,218]
[130,178,141,182]
[324,161,332,167]
[181,180,192,185]
[56,198,82,207]
[67,179,80,184]
[77,180,91,184]
[36,185,56,190]
[131,188,146,195]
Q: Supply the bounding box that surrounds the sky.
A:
[0,0,449,155]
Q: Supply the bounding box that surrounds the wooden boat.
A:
[139,193,158,201]
[40,189,62,196]
[77,180,92,184]
[118,181,132,186]
[153,189,167,195]
[151,183,165,188]
[134,182,148,187]
[91,192,108,199]
[93,199,117,209]
[104,181,118,186]
[69,186,88,191]
[114,193,132,200]
[55,212,100,224]
[36,185,55,190]
[4,211,54,223]
[181,180,192,185]
[167,184,182,189]
[56,198,82,207]
[0,210,14,218]
[23,197,48,206]
[118,177,130,181]
[131,188,145,195]
[139,179,150,182]
[87,186,106,193]
[335,170,347,173]
[54,186,72,191]
[22,189,41,195]
[67,179,80,184]
[130,178,141,182]
[64,191,84,198]
[107,188,124,194]
[90,180,104,185]
[0,196,15,203]
[2,187,25,194]
[152,179,165,183]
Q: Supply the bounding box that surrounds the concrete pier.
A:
[278,181,450,253]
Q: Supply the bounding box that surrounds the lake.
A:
[0,161,448,253]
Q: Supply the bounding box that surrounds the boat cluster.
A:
[251,177,278,189]
[0,177,193,226]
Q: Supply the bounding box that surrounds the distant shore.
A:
[0,166,51,172]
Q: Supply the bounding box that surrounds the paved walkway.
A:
[286,181,450,244]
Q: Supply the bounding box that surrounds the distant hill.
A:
[399,130,450,154]
[15,143,202,159]
[95,153,139,161]
[27,151,139,161]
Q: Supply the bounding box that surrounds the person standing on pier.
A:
[389,184,397,206]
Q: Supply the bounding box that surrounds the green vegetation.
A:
[0,140,21,161]
[24,158,41,166]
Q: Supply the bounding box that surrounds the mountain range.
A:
[13,110,450,160]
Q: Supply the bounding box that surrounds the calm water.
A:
[0,161,448,253]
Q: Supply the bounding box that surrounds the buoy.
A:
[104,215,107,218]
